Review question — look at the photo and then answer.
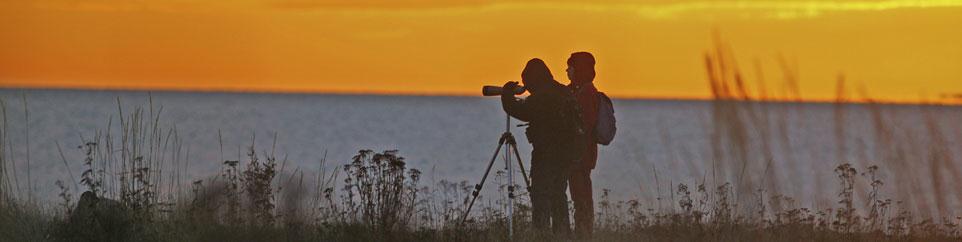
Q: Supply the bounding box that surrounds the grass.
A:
[1,37,962,241]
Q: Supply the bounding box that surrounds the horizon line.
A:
[1,85,960,107]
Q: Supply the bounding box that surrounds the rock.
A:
[66,191,133,241]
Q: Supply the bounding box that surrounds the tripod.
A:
[460,114,532,237]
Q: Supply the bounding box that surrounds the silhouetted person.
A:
[501,58,584,235]
[566,52,598,238]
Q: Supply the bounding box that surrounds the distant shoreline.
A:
[2,86,960,107]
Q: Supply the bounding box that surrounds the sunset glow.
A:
[2,0,961,102]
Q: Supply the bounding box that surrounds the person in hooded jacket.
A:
[501,58,584,235]
[566,52,599,238]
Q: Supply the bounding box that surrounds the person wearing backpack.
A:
[566,52,616,238]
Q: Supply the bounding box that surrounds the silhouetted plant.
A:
[55,180,72,216]
[241,140,277,226]
[80,141,103,197]
[833,163,859,233]
[341,149,421,238]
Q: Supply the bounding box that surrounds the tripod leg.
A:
[460,137,506,225]
[509,142,532,191]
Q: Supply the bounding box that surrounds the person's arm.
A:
[500,82,535,122]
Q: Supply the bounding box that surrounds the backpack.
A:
[596,92,616,145]
[559,89,587,159]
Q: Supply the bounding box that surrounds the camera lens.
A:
[482,85,525,96]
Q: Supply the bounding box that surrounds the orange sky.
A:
[1,0,960,102]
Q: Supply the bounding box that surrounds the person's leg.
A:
[569,167,594,237]
[548,166,571,235]
[529,150,549,231]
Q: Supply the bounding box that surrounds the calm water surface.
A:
[2,89,961,215]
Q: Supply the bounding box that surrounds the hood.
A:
[522,58,555,93]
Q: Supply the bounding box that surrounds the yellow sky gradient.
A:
[1,0,960,102]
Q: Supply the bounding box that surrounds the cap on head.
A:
[567,52,596,83]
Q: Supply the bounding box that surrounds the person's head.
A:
[521,58,554,93]
[566,52,596,84]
